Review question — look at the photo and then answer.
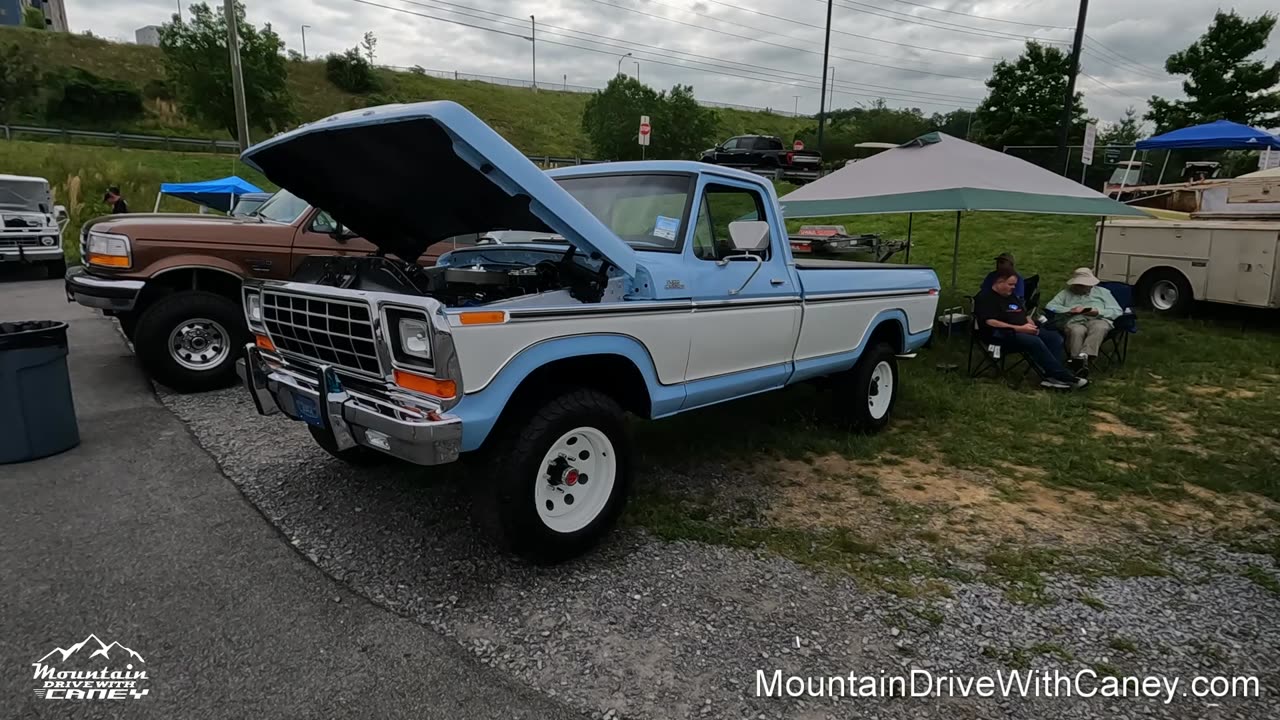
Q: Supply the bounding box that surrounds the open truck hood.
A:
[241,101,640,278]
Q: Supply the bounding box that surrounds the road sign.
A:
[1081,122,1097,166]
[638,115,651,147]
[793,139,805,151]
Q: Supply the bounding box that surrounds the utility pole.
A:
[1056,0,1088,175]
[828,67,836,110]
[529,15,536,91]
[176,0,182,22]
[816,0,833,153]
[634,61,640,83]
[225,0,251,152]
[792,95,800,117]
[301,24,310,60]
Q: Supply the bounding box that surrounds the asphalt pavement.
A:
[0,271,585,719]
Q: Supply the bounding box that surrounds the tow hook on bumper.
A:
[236,345,463,466]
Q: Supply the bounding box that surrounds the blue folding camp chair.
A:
[1097,281,1137,368]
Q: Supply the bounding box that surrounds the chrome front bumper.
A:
[0,244,63,262]
[64,266,145,311]
[237,345,462,466]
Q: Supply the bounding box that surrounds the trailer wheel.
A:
[1140,269,1192,315]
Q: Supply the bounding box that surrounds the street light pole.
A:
[634,61,640,83]
[530,15,536,91]
[224,0,250,152]
[617,52,632,77]
[301,24,310,60]
[816,0,833,154]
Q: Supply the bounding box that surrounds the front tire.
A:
[133,290,248,393]
[480,388,631,564]
[843,342,899,433]
[46,258,67,279]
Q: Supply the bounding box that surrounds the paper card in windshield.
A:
[653,215,680,241]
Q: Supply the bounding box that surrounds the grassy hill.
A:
[0,25,808,157]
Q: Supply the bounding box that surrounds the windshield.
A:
[254,189,310,223]
[554,174,692,251]
[1107,167,1144,186]
[0,180,50,212]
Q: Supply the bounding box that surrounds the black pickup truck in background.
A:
[698,135,823,183]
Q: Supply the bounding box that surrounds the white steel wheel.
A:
[867,360,895,420]
[1150,280,1179,311]
[534,426,617,534]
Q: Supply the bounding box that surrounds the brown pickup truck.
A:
[65,190,461,392]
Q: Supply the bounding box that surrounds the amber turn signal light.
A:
[458,311,506,325]
[254,334,276,352]
[86,253,130,268]
[394,369,457,399]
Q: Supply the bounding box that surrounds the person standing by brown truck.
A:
[66,190,462,392]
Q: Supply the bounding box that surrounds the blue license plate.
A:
[293,393,324,428]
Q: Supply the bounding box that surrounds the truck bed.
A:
[795,258,931,270]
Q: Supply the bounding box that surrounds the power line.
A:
[634,0,980,69]
[582,0,988,81]
[1078,71,1150,104]
[1082,36,1168,79]
[396,0,979,101]
[670,0,1001,61]
[345,0,976,108]
[824,0,1073,45]
[881,0,1073,30]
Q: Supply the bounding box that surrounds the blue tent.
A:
[158,175,263,212]
[1135,120,1280,151]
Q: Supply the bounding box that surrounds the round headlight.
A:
[40,236,57,246]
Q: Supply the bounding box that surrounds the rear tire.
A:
[133,290,248,393]
[477,388,631,564]
[1139,269,1192,316]
[841,342,899,433]
[307,425,390,466]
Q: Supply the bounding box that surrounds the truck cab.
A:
[234,101,938,562]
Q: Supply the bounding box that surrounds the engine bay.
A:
[291,245,613,307]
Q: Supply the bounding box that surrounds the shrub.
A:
[325,48,379,94]
[142,78,174,102]
[45,68,143,125]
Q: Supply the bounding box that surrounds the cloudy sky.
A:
[68,0,1280,124]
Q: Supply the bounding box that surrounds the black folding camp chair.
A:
[1096,281,1137,368]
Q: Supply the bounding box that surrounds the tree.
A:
[0,43,38,123]
[23,6,46,29]
[158,2,294,137]
[1098,106,1145,147]
[583,77,660,160]
[928,109,975,139]
[361,31,378,64]
[1146,11,1280,132]
[972,41,1087,149]
[326,48,379,94]
[653,84,719,160]
[286,49,303,62]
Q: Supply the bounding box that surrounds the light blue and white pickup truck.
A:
[236,101,939,562]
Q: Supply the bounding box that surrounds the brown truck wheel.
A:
[133,290,248,393]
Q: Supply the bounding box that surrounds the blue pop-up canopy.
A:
[1135,120,1280,150]
[157,175,263,212]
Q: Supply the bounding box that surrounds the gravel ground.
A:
[160,386,1280,720]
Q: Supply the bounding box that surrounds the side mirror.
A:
[329,225,357,242]
[728,221,770,252]
[53,205,69,222]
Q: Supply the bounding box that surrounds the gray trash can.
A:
[0,321,79,464]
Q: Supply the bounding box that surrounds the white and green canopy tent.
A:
[779,132,1149,287]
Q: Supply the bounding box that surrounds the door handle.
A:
[770,278,786,286]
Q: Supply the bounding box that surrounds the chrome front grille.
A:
[0,237,41,248]
[261,291,383,377]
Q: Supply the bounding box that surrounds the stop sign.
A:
[793,139,805,150]
[639,122,651,136]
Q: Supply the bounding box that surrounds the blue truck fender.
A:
[448,334,679,452]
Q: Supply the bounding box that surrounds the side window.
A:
[310,210,338,234]
[722,138,740,150]
[691,185,769,262]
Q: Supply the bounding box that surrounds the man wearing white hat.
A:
[1046,268,1123,376]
